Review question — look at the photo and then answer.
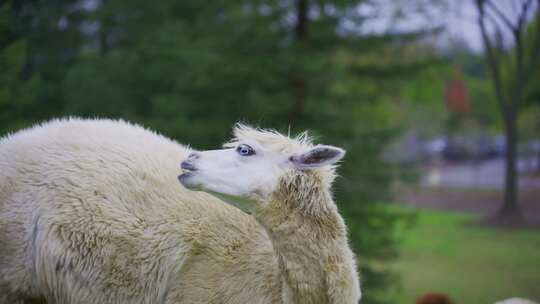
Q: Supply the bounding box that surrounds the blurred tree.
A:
[0,3,43,133]
[475,0,540,221]
[518,105,540,173]
[0,0,86,134]
[523,20,540,174]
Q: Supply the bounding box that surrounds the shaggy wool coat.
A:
[0,119,360,304]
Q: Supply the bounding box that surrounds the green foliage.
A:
[518,104,540,141]
[0,5,44,133]
[399,66,449,138]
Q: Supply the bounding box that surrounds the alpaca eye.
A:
[236,144,255,156]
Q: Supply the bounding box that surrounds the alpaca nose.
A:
[181,161,197,171]
[181,152,200,171]
[188,152,200,160]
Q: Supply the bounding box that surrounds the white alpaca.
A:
[0,118,361,304]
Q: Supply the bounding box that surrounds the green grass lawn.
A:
[386,207,540,304]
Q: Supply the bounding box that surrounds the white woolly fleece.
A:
[0,118,360,304]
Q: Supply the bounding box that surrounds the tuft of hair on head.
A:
[224,123,314,155]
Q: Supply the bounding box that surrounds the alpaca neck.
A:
[254,171,359,303]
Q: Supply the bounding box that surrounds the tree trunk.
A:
[288,0,308,124]
[99,1,110,55]
[537,147,540,174]
[499,109,521,218]
[294,0,308,41]
[474,0,540,224]
[288,77,306,122]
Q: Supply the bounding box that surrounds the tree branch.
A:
[523,10,540,90]
[295,0,308,41]
[513,22,524,110]
[514,0,538,107]
[485,9,509,45]
[486,0,517,31]
[476,0,508,112]
[494,26,506,54]
[516,0,533,32]
[485,11,509,51]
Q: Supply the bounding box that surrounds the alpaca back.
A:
[0,118,269,303]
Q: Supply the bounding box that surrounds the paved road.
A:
[421,158,540,190]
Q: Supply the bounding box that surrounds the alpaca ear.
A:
[290,145,346,169]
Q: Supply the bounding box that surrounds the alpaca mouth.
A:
[178,161,199,188]
[178,172,197,188]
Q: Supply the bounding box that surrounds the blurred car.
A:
[442,135,503,161]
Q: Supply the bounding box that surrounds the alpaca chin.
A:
[178,172,198,188]
[205,190,258,213]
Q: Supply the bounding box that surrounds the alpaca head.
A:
[178,124,345,200]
